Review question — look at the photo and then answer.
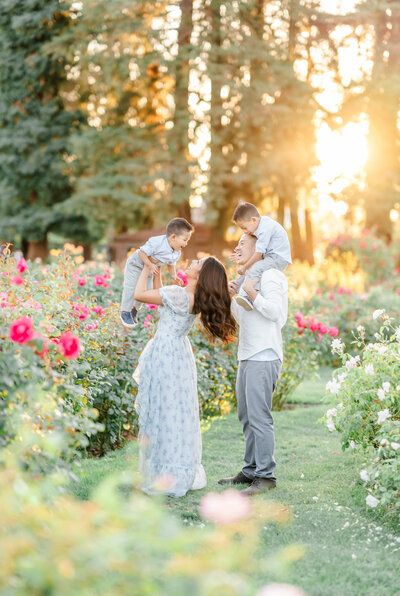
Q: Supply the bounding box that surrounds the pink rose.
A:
[91,305,105,316]
[17,258,27,273]
[58,332,81,359]
[200,489,251,525]
[85,322,99,331]
[309,320,319,333]
[317,323,328,335]
[328,326,339,337]
[72,303,90,321]
[176,270,188,287]
[77,277,87,287]
[9,317,35,344]
[94,274,109,288]
[146,303,159,311]
[11,275,24,286]
[143,314,153,328]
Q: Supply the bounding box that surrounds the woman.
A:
[133,257,236,497]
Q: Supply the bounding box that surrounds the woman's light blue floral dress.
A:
[133,285,207,497]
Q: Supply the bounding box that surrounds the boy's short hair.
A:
[166,218,194,236]
[232,202,260,222]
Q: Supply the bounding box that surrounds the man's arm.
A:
[243,275,284,322]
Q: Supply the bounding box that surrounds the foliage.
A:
[0,396,297,595]
[326,230,397,285]
[273,307,337,410]
[0,1,93,251]
[324,312,400,516]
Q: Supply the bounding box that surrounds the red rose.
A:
[58,332,81,359]
[78,277,87,287]
[9,317,35,344]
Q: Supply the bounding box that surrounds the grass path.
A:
[72,371,400,596]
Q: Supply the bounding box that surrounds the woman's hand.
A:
[242,278,258,300]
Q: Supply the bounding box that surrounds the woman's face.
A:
[186,258,205,280]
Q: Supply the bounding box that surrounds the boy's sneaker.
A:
[120,309,138,328]
[235,295,254,311]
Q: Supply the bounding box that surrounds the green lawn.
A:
[71,373,400,596]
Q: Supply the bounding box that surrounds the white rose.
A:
[380,438,389,447]
[326,408,338,418]
[331,338,344,354]
[391,442,400,451]
[326,419,336,432]
[359,469,369,482]
[338,372,347,383]
[366,494,379,508]
[377,388,386,401]
[372,309,385,320]
[375,345,387,355]
[326,380,341,395]
[382,382,390,393]
[377,409,391,425]
[364,364,374,375]
[349,441,357,449]
[345,356,360,370]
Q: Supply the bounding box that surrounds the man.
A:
[219,233,288,496]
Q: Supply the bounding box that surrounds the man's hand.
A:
[242,278,258,300]
[228,281,238,297]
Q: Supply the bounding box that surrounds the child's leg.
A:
[120,253,143,312]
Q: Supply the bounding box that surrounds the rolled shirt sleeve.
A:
[139,236,157,257]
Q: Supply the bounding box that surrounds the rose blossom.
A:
[176,270,188,287]
[94,274,109,288]
[77,277,87,287]
[16,257,28,273]
[328,326,339,337]
[359,469,369,482]
[9,317,35,344]
[146,303,159,311]
[11,275,24,286]
[200,489,251,525]
[91,305,105,316]
[58,332,81,359]
[365,494,379,508]
[377,409,391,425]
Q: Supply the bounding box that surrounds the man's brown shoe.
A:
[241,477,276,496]
[217,471,253,486]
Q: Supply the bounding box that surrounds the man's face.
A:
[234,234,256,265]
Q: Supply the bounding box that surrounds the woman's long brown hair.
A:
[193,257,237,344]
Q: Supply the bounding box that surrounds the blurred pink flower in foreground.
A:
[11,275,24,286]
[257,584,306,596]
[200,489,251,525]
[91,305,105,316]
[58,332,81,359]
[9,317,35,344]
[143,314,153,328]
[177,269,188,286]
[16,258,28,273]
[77,277,87,287]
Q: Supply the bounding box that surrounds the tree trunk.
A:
[170,0,193,221]
[289,198,305,261]
[27,237,48,261]
[364,9,399,240]
[83,244,92,261]
[304,208,314,265]
[277,197,285,225]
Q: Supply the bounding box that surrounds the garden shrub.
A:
[324,312,400,516]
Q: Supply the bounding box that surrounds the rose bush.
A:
[324,312,400,516]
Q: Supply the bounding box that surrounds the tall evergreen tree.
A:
[0,1,84,259]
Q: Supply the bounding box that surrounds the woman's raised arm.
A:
[134,266,164,305]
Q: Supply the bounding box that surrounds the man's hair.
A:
[166,217,194,236]
[232,202,260,222]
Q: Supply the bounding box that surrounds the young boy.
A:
[232,202,291,310]
[120,218,194,328]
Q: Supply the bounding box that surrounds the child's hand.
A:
[242,278,257,298]
[148,263,159,276]
[174,275,184,287]
[237,265,246,276]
